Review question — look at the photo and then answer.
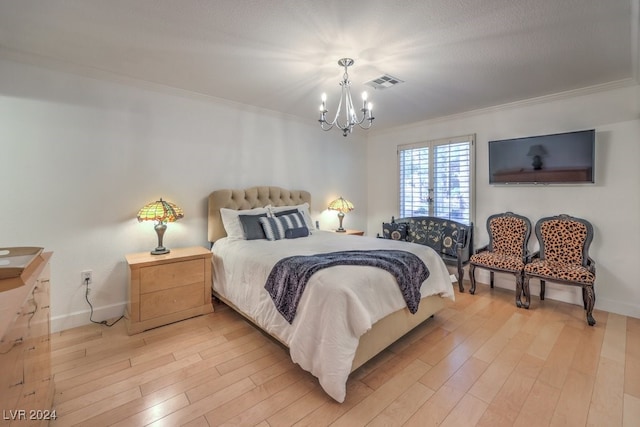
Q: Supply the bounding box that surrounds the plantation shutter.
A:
[398,146,430,218]
[398,135,474,224]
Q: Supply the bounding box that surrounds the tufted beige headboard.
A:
[208,186,312,243]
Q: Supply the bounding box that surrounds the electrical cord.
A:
[84,277,124,327]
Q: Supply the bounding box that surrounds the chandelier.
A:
[319,58,374,137]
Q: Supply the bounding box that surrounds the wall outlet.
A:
[81,270,93,286]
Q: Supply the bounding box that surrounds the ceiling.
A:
[0,0,637,130]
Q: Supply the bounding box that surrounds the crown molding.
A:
[0,46,312,126]
[373,78,638,137]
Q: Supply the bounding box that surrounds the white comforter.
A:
[211,231,454,402]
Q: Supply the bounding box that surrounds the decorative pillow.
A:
[382,222,408,241]
[407,218,443,252]
[259,212,307,241]
[441,222,463,257]
[274,208,299,217]
[220,207,269,239]
[238,213,268,240]
[267,203,315,231]
[285,226,309,239]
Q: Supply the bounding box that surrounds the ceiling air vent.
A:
[365,74,404,90]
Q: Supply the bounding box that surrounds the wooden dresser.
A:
[0,252,55,425]
[125,247,213,335]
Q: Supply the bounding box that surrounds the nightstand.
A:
[125,246,213,334]
[333,229,365,236]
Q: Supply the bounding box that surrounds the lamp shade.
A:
[327,197,354,213]
[137,198,184,223]
[526,144,547,157]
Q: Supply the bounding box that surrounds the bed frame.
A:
[207,186,445,372]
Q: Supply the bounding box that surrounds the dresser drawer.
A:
[140,258,204,294]
[0,252,53,421]
[139,282,205,321]
[0,334,25,397]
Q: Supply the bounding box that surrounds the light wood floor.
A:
[50,282,640,426]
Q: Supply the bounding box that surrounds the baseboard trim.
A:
[52,302,126,333]
[473,272,640,319]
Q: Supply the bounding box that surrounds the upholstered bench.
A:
[379,216,473,292]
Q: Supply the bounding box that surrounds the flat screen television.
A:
[488,129,595,184]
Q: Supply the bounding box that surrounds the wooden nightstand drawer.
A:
[140,258,204,293]
[125,247,213,334]
[140,282,205,320]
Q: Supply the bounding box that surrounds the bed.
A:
[207,186,455,402]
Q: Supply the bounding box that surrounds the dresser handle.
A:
[0,337,23,355]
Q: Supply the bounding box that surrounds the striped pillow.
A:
[259,212,307,241]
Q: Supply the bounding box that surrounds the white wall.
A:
[0,57,369,332]
[366,82,640,319]
[3,55,638,332]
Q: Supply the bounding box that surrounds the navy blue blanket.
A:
[264,250,430,323]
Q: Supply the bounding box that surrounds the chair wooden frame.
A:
[469,212,532,307]
[522,214,596,326]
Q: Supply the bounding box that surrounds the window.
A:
[398,135,474,224]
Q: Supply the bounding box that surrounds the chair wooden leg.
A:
[457,262,464,292]
[540,280,545,300]
[517,275,530,309]
[469,264,477,295]
[490,271,494,288]
[584,284,596,326]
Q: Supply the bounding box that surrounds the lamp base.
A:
[336,212,346,233]
[532,155,543,170]
[151,222,170,255]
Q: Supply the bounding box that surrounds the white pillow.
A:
[220,207,269,239]
[267,202,315,231]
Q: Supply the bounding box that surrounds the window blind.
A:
[398,135,474,224]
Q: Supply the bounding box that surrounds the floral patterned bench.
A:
[380,216,473,292]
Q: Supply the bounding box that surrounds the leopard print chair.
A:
[523,214,596,326]
[469,212,532,304]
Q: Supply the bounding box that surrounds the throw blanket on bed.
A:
[265,249,430,323]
